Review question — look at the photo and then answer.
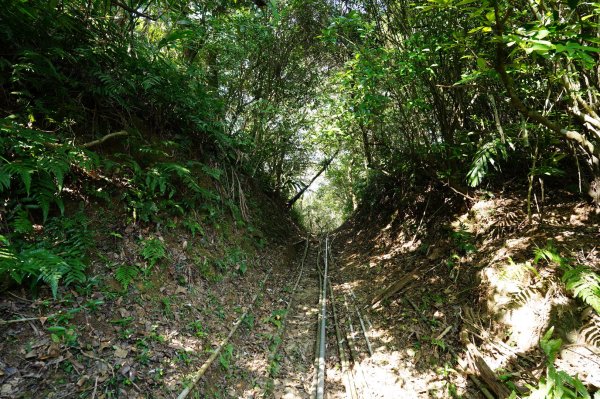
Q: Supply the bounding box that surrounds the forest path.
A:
[195,240,335,398]
[270,241,322,398]
[326,234,471,399]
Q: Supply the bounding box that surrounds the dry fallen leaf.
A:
[76,375,90,387]
[99,341,112,352]
[114,346,128,359]
[1,383,13,396]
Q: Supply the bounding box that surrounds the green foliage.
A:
[114,265,139,291]
[450,226,476,255]
[534,241,600,315]
[266,309,287,329]
[188,321,207,339]
[140,237,167,269]
[562,266,600,315]
[219,343,234,370]
[0,120,99,221]
[467,138,512,187]
[113,155,221,223]
[523,327,590,399]
[0,212,92,298]
[48,325,78,346]
[183,218,204,237]
[533,241,569,267]
[12,210,34,235]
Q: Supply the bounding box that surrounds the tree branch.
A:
[492,1,598,162]
[111,1,158,21]
[286,150,339,208]
[82,130,128,148]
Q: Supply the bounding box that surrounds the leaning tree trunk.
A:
[286,150,339,208]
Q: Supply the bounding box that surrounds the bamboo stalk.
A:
[176,268,272,399]
[344,295,361,364]
[312,242,323,395]
[350,291,373,357]
[343,294,370,395]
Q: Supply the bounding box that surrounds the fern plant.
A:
[562,266,600,314]
[522,327,590,399]
[467,137,512,187]
[115,265,139,291]
[534,241,600,315]
[0,211,92,298]
[140,237,167,269]
[116,155,222,222]
[0,119,99,221]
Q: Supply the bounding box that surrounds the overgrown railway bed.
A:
[180,233,465,399]
[178,236,378,398]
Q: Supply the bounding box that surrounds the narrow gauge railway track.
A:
[314,236,374,399]
[176,235,374,399]
[266,239,321,398]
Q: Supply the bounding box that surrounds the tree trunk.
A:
[286,150,339,208]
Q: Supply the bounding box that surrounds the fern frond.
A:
[115,265,139,290]
[32,174,63,220]
[563,266,600,314]
[12,209,33,234]
[533,241,570,267]
[2,160,35,194]
[140,237,167,267]
[38,154,69,191]
[199,163,223,181]
[23,248,69,298]
[467,138,510,188]
[63,259,86,286]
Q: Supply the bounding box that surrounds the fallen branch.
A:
[405,298,500,399]
[467,374,495,399]
[350,291,373,357]
[287,150,339,208]
[0,317,40,325]
[176,268,272,399]
[343,294,370,393]
[0,311,61,325]
[472,355,512,399]
[370,272,419,308]
[82,130,128,148]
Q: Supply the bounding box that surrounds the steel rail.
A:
[315,236,329,399]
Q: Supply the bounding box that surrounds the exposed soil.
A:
[329,186,600,398]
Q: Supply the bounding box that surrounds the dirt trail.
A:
[327,235,470,399]
[192,241,330,398]
[271,243,321,398]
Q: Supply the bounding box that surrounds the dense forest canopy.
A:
[1,0,599,260]
[2,0,600,286]
[2,0,599,207]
